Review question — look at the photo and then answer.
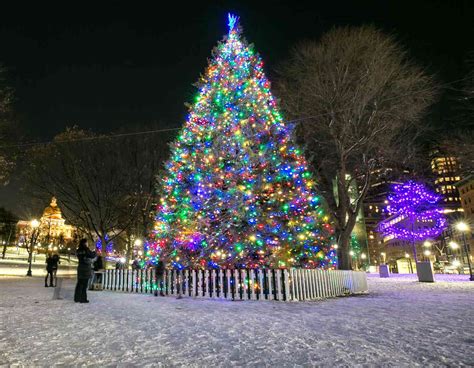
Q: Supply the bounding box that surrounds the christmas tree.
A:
[147,14,334,269]
[379,181,446,254]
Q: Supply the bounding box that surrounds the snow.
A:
[1,249,78,277]
[0,274,473,367]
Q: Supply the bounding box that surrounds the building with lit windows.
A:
[455,175,474,260]
[430,149,462,213]
[17,197,76,253]
[456,175,474,217]
[363,168,404,266]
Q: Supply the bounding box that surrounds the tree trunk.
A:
[100,235,107,255]
[1,240,7,259]
[2,227,14,259]
[337,228,352,270]
[125,236,134,267]
[27,245,33,263]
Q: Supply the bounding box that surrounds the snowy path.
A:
[0,275,472,367]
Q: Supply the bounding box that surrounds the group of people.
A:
[72,238,167,303]
[45,253,60,287]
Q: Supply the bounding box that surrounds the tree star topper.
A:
[228,13,239,32]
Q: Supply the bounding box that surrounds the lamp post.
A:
[455,222,473,281]
[26,219,40,277]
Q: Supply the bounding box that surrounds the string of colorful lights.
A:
[146,14,335,269]
[379,181,446,241]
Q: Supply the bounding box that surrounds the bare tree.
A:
[277,26,437,269]
[0,207,17,259]
[437,132,474,177]
[25,126,169,255]
[442,55,474,176]
[0,64,15,185]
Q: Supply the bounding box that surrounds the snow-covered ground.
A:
[0,259,77,277]
[0,274,472,367]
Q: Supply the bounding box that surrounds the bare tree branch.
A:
[276,25,437,269]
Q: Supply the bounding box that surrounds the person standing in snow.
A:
[45,254,54,287]
[154,258,165,297]
[131,258,140,271]
[51,253,60,285]
[93,255,104,284]
[74,239,96,303]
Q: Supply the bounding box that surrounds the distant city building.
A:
[428,148,467,268]
[430,148,463,214]
[455,175,474,260]
[17,197,76,252]
[456,175,474,217]
[363,168,404,265]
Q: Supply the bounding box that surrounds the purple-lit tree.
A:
[379,181,446,260]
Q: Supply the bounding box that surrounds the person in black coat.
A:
[45,254,54,287]
[51,254,60,286]
[93,255,103,284]
[154,259,165,297]
[74,239,96,303]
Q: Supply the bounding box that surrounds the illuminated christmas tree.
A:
[147,14,334,269]
[379,181,446,258]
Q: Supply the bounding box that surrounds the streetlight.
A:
[455,222,469,232]
[423,241,432,248]
[449,241,459,250]
[134,239,143,247]
[455,221,473,281]
[26,219,40,277]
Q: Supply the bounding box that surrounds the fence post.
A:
[113,269,117,291]
[316,269,323,297]
[239,269,246,300]
[306,269,312,300]
[103,270,108,290]
[249,269,256,300]
[196,270,202,297]
[230,269,236,300]
[202,270,207,297]
[293,269,300,301]
[211,269,216,298]
[326,271,333,297]
[256,269,263,300]
[226,269,231,300]
[312,269,318,299]
[275,269,282,301]
[338,271,344,295]
[265,269,272,300]
[218,269,223,298]
[190,270,195,297]
[183,269,188,296]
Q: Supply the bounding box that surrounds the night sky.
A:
[0,0,473,214]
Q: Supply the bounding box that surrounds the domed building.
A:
[17,197,76,250]
[39,197,75,240]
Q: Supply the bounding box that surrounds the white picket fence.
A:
[102,268,367,301]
